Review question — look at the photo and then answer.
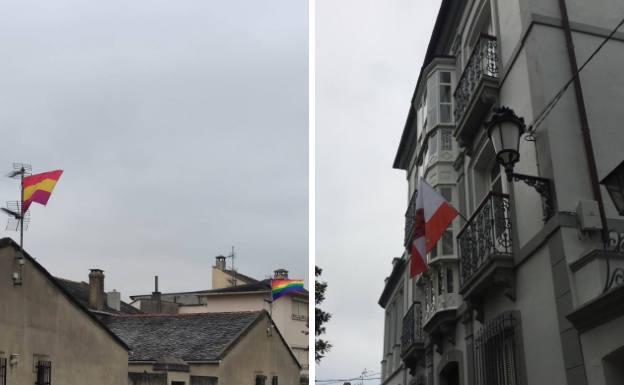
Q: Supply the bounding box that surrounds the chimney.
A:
[88,269,105,311]
[106,290,121,311]
[215,255,226,271]
[274,269,289,280]
[151,276,162,313]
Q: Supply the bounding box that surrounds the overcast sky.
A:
[0,0,308,297]
[316,0,441,382]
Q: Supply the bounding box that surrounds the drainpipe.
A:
[556,0,609,245]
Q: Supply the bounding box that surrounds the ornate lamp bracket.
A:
[508,172,555,221]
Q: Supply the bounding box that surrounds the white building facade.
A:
[380,1,624,385]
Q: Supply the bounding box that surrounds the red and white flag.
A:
[410,178,459,277]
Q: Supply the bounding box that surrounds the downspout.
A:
[555,3,600,385]
[556,0,609,244]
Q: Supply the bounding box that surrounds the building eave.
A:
[378,257,407,308]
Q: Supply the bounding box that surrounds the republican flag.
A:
[22,170,64,213]
[410,178,459,277]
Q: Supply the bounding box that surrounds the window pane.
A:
[441,130,452,150]
[440,187,452,202]
[440,71,451,83]
[440,84,451,102]
[446,268,454,293]
[440,104,452,123]
[437,269,443,294]
[442,230,454,255]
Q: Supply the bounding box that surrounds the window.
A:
[255,375,267,385]
[427,132,438,162]
[292,300,308,321]
[446,268,454,293]
[0,357,6,385]
[474,313,524,385]
[440,187,452,203]
[490,163,503,194]
[426,75,438,128]
[437,269,443,295]
[441,129,453,151]
[439,71,453,123]
[272,376,278,385]
[35,361,51,385]
[442,229,454,255]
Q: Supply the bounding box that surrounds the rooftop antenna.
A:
[2,163,32,250]
[226,246,236,286]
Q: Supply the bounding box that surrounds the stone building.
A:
[380,1,624,385]
[105,311,301,385]
[129,258,310,379]
[0,238,129,385]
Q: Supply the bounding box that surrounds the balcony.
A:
[454,35,499,148]
[404,190,418,247]
[457,192,515,303]
[401,301,425,375]
[422,291,461,353]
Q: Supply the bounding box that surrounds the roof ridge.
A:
[109,310,262,318]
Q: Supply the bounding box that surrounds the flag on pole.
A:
[271,279,305,301]
[22,170,64,213]
[410,178,459,277]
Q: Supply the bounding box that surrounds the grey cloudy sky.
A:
[316,0,441,381]
[0,0,308,297]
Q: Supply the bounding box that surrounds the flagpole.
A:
[20,167,24,250]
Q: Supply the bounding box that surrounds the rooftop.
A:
[104,311,263,362]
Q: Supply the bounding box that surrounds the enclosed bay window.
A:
[425,70,455,130]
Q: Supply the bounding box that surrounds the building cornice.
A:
[378,257,407,308]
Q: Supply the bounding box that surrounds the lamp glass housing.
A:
[486,107,525,173]
[601,161,624,215]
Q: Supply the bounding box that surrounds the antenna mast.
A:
[228,246,236,286]
[3,163,32,250]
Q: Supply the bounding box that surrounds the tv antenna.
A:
[1,163,32,249]
[226,246,236,286]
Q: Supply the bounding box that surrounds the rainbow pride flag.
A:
[271,279,305,301]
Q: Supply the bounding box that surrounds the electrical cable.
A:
[527,15,624,134]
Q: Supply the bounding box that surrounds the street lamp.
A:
[600,160,624,215]
[486,106,555,220]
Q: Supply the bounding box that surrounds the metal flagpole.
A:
[20,167,24,250]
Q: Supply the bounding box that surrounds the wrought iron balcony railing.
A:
[454,35,499,123]
[457,192,512,286]
[401,301,424,354]
[404,190,418,247]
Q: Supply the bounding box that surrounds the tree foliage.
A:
[315,265,331,363]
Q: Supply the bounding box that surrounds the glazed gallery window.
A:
[426,70,454,128]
